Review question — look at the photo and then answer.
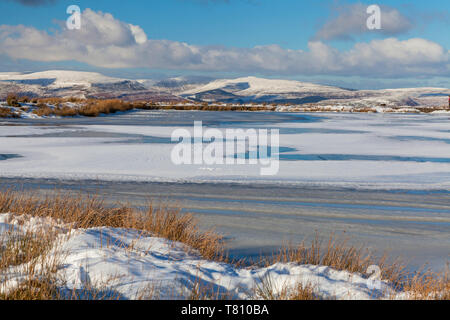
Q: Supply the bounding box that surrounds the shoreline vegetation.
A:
[0,190,448,300]
[0,94,449,118]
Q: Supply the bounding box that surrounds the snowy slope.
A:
[0,70,122,89]
[149,76,214,94]
[0,70,183,101]
[180,76,449,106]
[180,76,354,104]
[0,213,394,300]
[182,76,346,96]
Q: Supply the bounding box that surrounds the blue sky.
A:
[0,0,449,89]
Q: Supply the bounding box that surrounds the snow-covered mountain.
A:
[180,76,450,107]
[0,70,122,89]
[0,70,183,102]
[0,70,448,107]
[150,76,214,94]
[180,76,361,104]
[183,76,346,96]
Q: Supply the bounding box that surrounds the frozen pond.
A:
[0,110,449,271]
[1,110,450,189]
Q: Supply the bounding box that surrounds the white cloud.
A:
[128,24,147,45]
[0,9,448,78]
[313,3,413,41]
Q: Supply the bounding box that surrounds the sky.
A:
[0,0,449,89]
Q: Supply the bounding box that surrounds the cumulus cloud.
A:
[0,9,448,78]
[313,3,413,41]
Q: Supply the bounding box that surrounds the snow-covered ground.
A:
[0,102,47,119]
[0,213,395,300]
[1,112,450,190]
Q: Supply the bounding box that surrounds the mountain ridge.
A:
[0,70,448,107]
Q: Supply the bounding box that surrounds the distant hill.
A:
[0,71,448,107]
[0,70,184,102]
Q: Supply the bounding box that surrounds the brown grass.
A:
[18,96,30,103]
[31,99,140,117]
[24,97,276,118]
[150,105,276,112]
[0,190,224,261]
[0,229,55,269]
[33,105,54,117]
[0,279,59,300]
[6,94,20,108]
[253,273,319,300]
[288,283,320,300]
[0,219,63,300]
[0,107,20,118]
[398,266,450,300]
[78,99,135,116]
[263,235,449,300]
[268,235,403,282]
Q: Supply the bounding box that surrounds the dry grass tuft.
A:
[0,222,63,300]
[253,273,319,300]
[268,235,404,282]
[0,107,20,118]
[0,190,225,261]
[0,229,55,269]
[398,266,450,300]
[0,278,61,300]
[6,94,20,108]
[288,283,320,300]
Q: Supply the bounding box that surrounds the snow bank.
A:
[0,213,393,300]
[431,110,450,114]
